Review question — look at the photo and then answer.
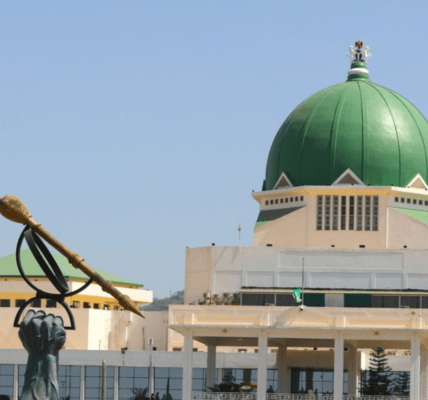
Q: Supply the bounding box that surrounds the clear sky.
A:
[0,1,427,298]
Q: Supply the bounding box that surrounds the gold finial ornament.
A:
[0,195,144,318]
[355,40,363,49]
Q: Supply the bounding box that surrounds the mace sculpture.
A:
[0,195,144,400]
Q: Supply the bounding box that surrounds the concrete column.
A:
[80,366,85,400]
[333,334,344,400]
[420,345,428,400]
[257,332,268,400]
[207,344,216,390]
[410,334,421,400]
[114,366,119,400]
[13,364,18,400]
[347,345,358,396]
[276,344,289,393]
[182,330,194,400]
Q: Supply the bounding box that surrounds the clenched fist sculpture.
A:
[19,310,66,400]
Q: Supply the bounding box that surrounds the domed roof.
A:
[265,47,428,190]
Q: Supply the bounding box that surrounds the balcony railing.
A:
[191,392,410,400]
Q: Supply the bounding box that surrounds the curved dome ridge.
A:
[297,83,346,186]
[265,78,428,190]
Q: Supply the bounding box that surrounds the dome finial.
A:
[346,40,371,81]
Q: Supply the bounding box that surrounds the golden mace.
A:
[0,195,144,318]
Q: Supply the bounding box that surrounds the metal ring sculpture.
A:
[14,224,94,330]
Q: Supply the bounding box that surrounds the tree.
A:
[208,372,241,393]
[131,387,150,400]
[391,372,410,396]
[361,347,393,395]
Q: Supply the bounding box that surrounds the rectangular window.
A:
[265,200,268,206]
[419,200,423,205]
[425,201,428,206]
[300,196,304,201]
[324,196,331,230]
[344,294,371,308]
[295,196,298,202]
[341,196,347,230]
[316,196,323,230]
[349,196,355,230]
[0,299,10,307]
[413,199,417,205]
[372,196,379,231]
[422,297,428,309]
[285,198,289,203]
[365,196,371,231]
[332,196,339,230]
[32,299,41,308]
[270,200,273,205]
[290,197,294,202]
[46,299,56,308]
[395,197,399,202]
[275,199,278,204]
[401,198,405,203]
[276,294,294,306]
[400,296,420,309]
[0,364,14,399]
[15,299,25,307]
[119,367,149,400]
[407,198,411,204]
[357,196,363,231]
[280,198,283,204]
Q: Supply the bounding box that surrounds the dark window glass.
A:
[303,293,325,307]
[280,198,283,204]
[383,296,399,308]
[371,296,382,308]
[407,198,411,204]
[84,302,91,308]
[241,294,264,306]
[295,197,298,201]
[46,299,56,308]
[0,364,14,398]
[400,296,420,309]
[422,297,428,309]
[94,303,99,309]
[270,200,273,205]
[344,294,371,308]
[285,198,289,203]
[32,299,41,307]
[16,299,25,307]
[300,196,304,201]
[0,299,10,307]
[413,199,417,205]
[265,201,268,206]
[419,200,423,205]
[395,197,399,202]
[401,198,405,203]
[275,199,278,204]
[290,197,294,202]
[276,294,294,306]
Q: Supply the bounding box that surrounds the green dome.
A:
[265,63,428,190]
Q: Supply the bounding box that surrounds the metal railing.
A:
[191,392,410,400]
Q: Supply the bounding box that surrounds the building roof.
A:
[0,249,143,287]
[264,60,428,190]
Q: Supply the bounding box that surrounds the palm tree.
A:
[131,387,150,400]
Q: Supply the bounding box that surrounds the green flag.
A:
[293,288,302,303]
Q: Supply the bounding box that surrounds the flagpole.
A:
[301,257,305,306]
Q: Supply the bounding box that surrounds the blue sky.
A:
[0,1,427,298]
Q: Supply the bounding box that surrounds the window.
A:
[400,296,420,309]
[395,197,399,202]
[372,196,379,231]
[173,347,182,351]
[295,197,298,202]
[154,368,182,400]
[291,368,348,395]
[0,365,14,398]
[46,299,57,308]
[303,293,325,307]
[15,299,25,307]
[332,196,339,230]
[357,196,363,231]
[407,198,411,204]
[241,294,274,306]
[93,303,99,309]
[32,299,41,308]
[349,196,355,230]
[419,200,423,205]
[372,296,399,308]
[265,200,268,206]
[413,199,417,205]
[270,200,273,205]
[276,294,294,306]
[84,302,91,309]
[275,199,278,204]
[344,294,371,308]
[316,196,323,230]
[300,196,304,201]
[365,196,371,230]
[238,349,247,353]
[285,198,289,203]
[425,201,428,206]
[341,196,347,230]
[280,198,283,204]
[290,197,294,202]
[401,198,405,203]
[324,196,331,230]
[0,299,10,307]
[59,366,81,400]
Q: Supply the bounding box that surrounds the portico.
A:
[170,305,428,400]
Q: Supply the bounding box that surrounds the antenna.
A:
[237,223,242,245]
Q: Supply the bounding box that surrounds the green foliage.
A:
[391,372,410,396]
[131,387,150,400]
[361,347,393,395]
[208,372,241,393]
[139,291,184,311]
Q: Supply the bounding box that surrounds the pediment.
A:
[274,173,293,189]
[406,174,428,190]
[275,306,334,327]
[332,169,364,186]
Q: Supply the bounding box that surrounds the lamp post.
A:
[148,338,154,397]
